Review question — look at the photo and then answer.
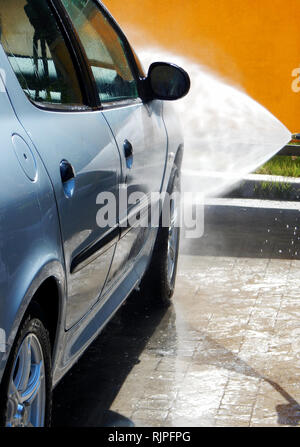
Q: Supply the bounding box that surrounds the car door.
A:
[61,0,168,293]
[0,0,122,329]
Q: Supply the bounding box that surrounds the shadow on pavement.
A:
[52,292,168,427]
[181,204,300,260]
[187,328,300,426]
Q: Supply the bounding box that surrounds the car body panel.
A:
[101,99,168,294]
[0,71,65,384]
[0,46,124,330]
[52,216,158,386]
[160,101,184,192]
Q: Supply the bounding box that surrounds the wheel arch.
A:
[28,276,63,358]
[0,261,66,384]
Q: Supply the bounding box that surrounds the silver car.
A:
[0,0,189,426]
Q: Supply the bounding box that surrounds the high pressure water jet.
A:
[139,48,292,198]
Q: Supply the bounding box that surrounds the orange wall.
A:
[105,0,300,132]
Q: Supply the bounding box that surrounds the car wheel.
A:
[0,309,52,427]
[140,165,181,307]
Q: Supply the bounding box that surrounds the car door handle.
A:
[123,139,133,158]
[60,159,75,184]
[123,139,133,169]
[60,159,76,198]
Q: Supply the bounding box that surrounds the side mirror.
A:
[147,62,191,101]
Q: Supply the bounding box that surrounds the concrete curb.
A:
[181,197,300,259]
[223,174,300,201]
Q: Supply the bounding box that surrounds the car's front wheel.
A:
[0,310,52,427]
[139,165,181,307]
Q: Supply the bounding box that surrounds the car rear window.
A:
[0,0,84,106]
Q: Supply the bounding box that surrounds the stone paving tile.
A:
[220,391,257,407]
[215,418,250,427]
[217,404,253,423]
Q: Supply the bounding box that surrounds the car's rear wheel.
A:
[0,311,52,427]
[140,165,181,307]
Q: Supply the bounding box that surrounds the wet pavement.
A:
[52,199,300,427]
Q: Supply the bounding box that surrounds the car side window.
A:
[0,0,83,106]
[61,0,138,104]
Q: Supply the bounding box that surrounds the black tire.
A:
[140,165,181,307]
[0,307,52,427]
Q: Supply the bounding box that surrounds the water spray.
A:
[138,47,292,198]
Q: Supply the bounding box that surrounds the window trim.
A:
[29,101,91,113]
[100,97,143,111]
[55,0,147,110]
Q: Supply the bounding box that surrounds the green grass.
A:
[255,156,300,178]
[253,181,292,195]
